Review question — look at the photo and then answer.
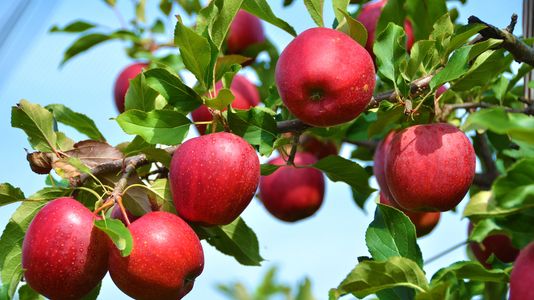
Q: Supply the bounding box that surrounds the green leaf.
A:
[406,0,447,41]
[374,23,407,93]
[446,23,487,56]
[144,68,202,113]
[404,40,439,79]
[376,0,406,39]
[429,45,472,90]
[215,55,251,82]
[50,20,96,33]
[368,104,403,138]
[208,0,244,50]
[312,156,375,194]
[116,110,191,145]
[11,99,57,152]
[61,33,109,65]
[462,108,534,145]
[124,72,160,112]
[18,284,44,300]
[135,0,146,22]
[366,204,423,267]
[337,11,367,47]
[334,256,429,299]
[492,158,534,209]
[102,0,116,6]
[28,187,71,201]
[149,179,176,214]
[332,0,350,25]
[46,104,105,141]
[260,164,281,176]
[295,278,315,300]
[0,184,25,207]
[431,261,509,284]
[205,89,235,110]
[452,48,511,91]
[194,217,264,266]
[0,201,47,299]
[174,19,217,89]
[242,0,297,36]
[227,107,278,156]
[304,0,324,27]
[80,282,101,300]
[94,219,133,257]
[429,13,454,54]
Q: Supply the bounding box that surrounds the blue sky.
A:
[0,0,525,299]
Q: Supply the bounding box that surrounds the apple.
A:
[276,27,375,127]
[357,0,415,56]
[22,197,109,300]
[192,75,259,135]
[380,192,440,237]
[373,131,396,202]
[110,204,139,225]
[510,241,534,300]
[259,152,325,222]
[169,132,260,225]
[385,123,475,211]
[227,10,265,54]
[109,212,204,300]
[114,62,148,113]
[299,134,339,160]
[468,223,519,268]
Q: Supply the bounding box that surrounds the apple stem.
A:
[287,132,301,166]
[116,195,131,226]
[93,200,114,216]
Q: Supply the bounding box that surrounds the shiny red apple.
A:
[510,241,534,300]
[385,123,475,211]
[113,62,148,113]
[373,131,396,201]
[468,223,519,268]
[259,152,325,222]
[227,10,265,54]
[22,197,109,300]
[299,135,339,160]
[109,212,204,300]
[275,27,375,127]
[169,132,260,225]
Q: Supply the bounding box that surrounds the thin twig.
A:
[343,139,379,151]
[425,240,468,265]
[286,132,301,165]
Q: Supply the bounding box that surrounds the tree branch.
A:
[472,132,499,190]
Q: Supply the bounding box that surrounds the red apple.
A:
[468,223,519,268]
[373,131,396,202]
[299,134,338,160]
[110,204,139,225]
[510,241,534,300]
[227,10,265,54]
[170,132,260,225]
[276,27,375,127]
[259,152,325,222]
[357,0,415,56]
[109,212,204,300]
[380,192,440,238]
[22,197,109,300]
[226,75,261,106]
[385,123,475,211]
[114,62,148,113]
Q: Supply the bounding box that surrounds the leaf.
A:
[102,0,116,6]
[124,72,160,112]
[431,261,509,284]
[366,204,423,267]
[194,217,264,266]
[56,131,75,151]
[149,179,176,214]
[374,23,407,93]
[333,257,429,299]
[376,0,406,39]
[304,0,324,27]
[337,11,367,47]
[207,0,244,49]
[429,45,471,90]
[405,0,447,41]
[94,219,133,256]
[80,282,101,300]
[144,68,202,113]
[135,0,146,22]
[492,158,534,209]
[61,34,109,65]
[0,184,25,207]
[453,48,511,91]
[227,107,278,156]
[50,20,96,33]
[446,23,487,56]
[28,187,71,201]
[174,19,217,89]
[242,0,297,37]
[0,201,47,298]
[295,278,315,300]
[260,164,281,176]
[312,156,374,194]
[18,284,43,300]
[46,104,105,141]
[215,55,251,82]
[205,89,235,110]
[462,108,534,145]
[116,109,191,145]
[332,0,350,24]
[11,99,57,152]
[404,40,439,79]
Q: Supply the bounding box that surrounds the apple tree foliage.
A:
[1,0,534,299]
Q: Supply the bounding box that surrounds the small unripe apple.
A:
[468,223,519,268]
[259,153,325,222]
[170,132,260,225]
[276,27,375,127]
[510,241,534,300]
[22,197,109,300]
[299,135,338,160]
[227,10,265,54]
[373,131,396,202]
[110,204,139,225]
[380,192,440,237]
[109,212,204,300]
[357,0,415,56]
[385,123,475,211]
[114,62,148,113]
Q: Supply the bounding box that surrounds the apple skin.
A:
[227,10,265,54]
[380,192,440,237]
[228,75,261,106]
[170,132,260,225]
[22,197,109,300]
[435,85,447,98]
[373,131,396,202]
[109,212,204,300]
[114,62,148,113]
[259,152,325,222]
[110,204,139,225]
[357,0,415,56]
[275,27,375,127]
[510,242,534,300]
[385,123,476,211]
[468,223,519,268]
[299,135,338,160]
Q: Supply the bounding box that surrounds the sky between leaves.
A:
[0,0,525,299]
